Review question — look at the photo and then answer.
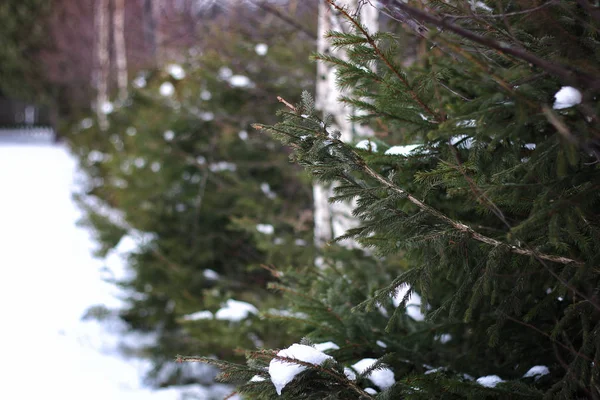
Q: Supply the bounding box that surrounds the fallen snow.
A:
[0,143,190,399]
[553,86,582,109]
[215,299,258,322]
[313,342,339,352]
[183,310,213,321]
[355,139,378,152]
[476,375,504,388]
[268,344,333,395]
[523,365,549,379]
[352,358,395,390]
[159,82,175,97]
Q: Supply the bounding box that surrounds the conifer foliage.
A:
[191,1,600,398]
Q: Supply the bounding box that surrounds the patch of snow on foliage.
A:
[268,344,333,395]
[255,43,268,56]
[218,67,233,80]
[203,269,219,280]
[476,375,504,387]
[215,299,258,322]
[524,143,536,150]
[229,75,254,88]
[344,367,356,380]
[260,182,276,199]
[238,130,248,140]
[163,130,175,141]
[523,365,549,379]
[392,284,425,321]
[159,82,175,97]
[256,224,274,235]
[376,340,387,348]
[250,375,266,382]
[365,388,377,395]
[385,144,420,156]
[100,101,114,114]
[209,161,236,172]
[352,358,395,390]
[313,342,339,352]
[355,139,378,152]
[435,334,452,344]
[451,134,474,149]
[183,310,213,321]
[200,90,212,101]
[133,75,147,88]
[553,86,582,109]
[167,64,185,80]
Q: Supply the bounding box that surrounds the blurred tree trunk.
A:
[313,0,378,247]
[143,0,162,64]
[95,0,110,131]
[113,0,127,102]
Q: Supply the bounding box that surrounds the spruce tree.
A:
[190,1,600,398]
[69,6,318,388]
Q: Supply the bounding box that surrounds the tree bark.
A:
[113,0,128,102]
[313,0,378,247]
[95,0,110,131]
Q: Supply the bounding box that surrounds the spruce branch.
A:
[377,0,600,90]
[271,97,584,267]
[325,0,442,122]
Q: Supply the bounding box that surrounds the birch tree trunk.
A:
[95,0,110,131]
[313,0,378,247]
[113,0,128,103]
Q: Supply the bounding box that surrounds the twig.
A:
[377,0,600,90]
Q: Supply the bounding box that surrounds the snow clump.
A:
[313,342,339,352]
[523,365,549,380]
[385,144,420,156]
[159,82,175,97]
[167,64,186,80]
[476,375,504,387]
[392,284,425,321]
[356,139,378,152]
[352,358,395,390]
[553,86,582,109]
[255,43,268,56]
[215,299,258,322]
[268,343,333,395]
[183,310,213,321]
[256,224,274,235]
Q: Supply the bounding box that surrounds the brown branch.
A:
[250,0,318,40]
[378,0,600,90]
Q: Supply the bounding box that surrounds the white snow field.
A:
[0,141,201,399]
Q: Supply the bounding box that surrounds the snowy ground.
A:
[0,140,184,399]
